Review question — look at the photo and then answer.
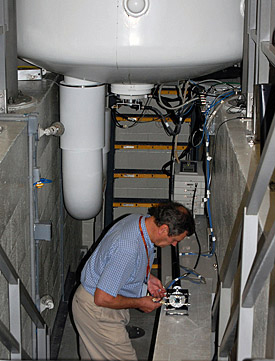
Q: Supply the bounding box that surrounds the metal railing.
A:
[212,0,275,359]
[0,113,50,359]
[0,241,49,359]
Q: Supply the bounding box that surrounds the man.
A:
[72,201,195,361]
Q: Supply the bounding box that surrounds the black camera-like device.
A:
[164,286,190,316]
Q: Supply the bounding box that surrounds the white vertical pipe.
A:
[60,77,105,220]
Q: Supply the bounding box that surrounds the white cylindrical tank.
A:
[60,77,105,219]
[16,0,245,220]
[16,0,244,83]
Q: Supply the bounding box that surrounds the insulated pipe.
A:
[60,77,105,220]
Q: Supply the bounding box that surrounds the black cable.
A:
[111,108,124,128]
[191,184,201,270]
[110,90,159,129]
[154,85,184,112]
[161,102,206,175]
[191,183,197,215]
[144,105,182,137]
[168,135,176,201]
[193,231,201,270]
[161,145,190,176]
[214,252,221,284]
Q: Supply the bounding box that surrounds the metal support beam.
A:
[244,0,257,119]
[219,302,239,357]
[37,326,47,360]
[262,42,275,67]
[217,1,275,359]
[212,285,220,332]
[246,112,275,215]
[217,285,232,360]
[220,229,241,288]
[242,220,275,308]
[0,319,20,354]
[0,243,19,284]
[237,211,258,361]
[256,0,271,84]
[20,282,46,329]
[9,280,22,360]
[0,0,7,113]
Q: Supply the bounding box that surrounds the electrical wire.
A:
[157,83,200,111]
[192,90,236,149]
[214,252,220,284]
[191,183,201,270]
[180,91,240,259]
[144,105,182,137]
[165,266,206,289]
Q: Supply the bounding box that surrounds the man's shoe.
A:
[126,325,145,339]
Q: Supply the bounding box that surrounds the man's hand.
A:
[138,296,162,313]
[94,288,161,313]
[147,274,166,298]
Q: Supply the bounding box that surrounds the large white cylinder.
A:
[60,77,106,220]
[62,150,103,219]
[60,79,105,150]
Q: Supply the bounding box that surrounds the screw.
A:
[8,96,14,104]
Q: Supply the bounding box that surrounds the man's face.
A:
[154,226,188,248]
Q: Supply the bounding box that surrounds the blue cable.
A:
[40,178,52,184]
[193,90,235,151]
[205,128,215,257]
[33,178,53,187]
[185,90,234,255]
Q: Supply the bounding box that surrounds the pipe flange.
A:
[123,0,149,17]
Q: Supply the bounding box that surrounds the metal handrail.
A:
[215,1,275,357]
[0,241,48,357]
[0,319,20,353]
[0,244,46,329]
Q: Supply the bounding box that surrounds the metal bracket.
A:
[34,222,52,242]
[26,113,39,136]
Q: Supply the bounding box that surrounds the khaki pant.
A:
[72,285,138,361]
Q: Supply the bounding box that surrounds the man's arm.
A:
[147,274,166,298]
[94,288,161,313]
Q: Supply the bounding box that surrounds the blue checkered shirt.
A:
[81,214,155,298]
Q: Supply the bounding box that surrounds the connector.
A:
[38,122,64,138]
[40,295,54,313]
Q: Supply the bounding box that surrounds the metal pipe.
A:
[0,114,27,121]
[33,139,40,310]
[59,150,65,301]
[28,132,37,358]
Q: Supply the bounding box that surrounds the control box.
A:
[173,160,205,215]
